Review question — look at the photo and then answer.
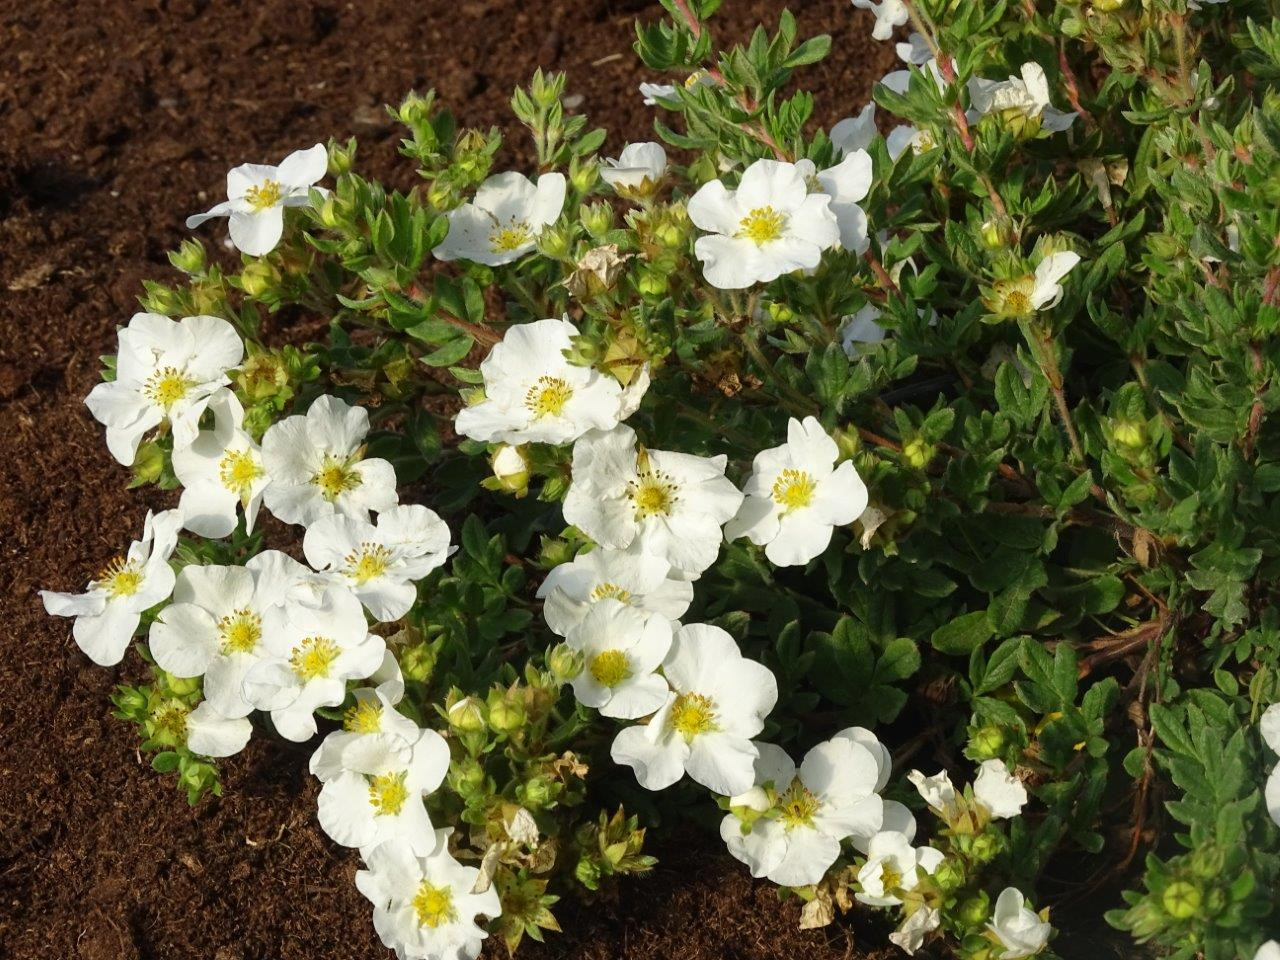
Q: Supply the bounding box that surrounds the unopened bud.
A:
[327,138,356,177]
[489,444,530,497]
[239,260,280,298]
[487,695,526,734]
[1113,419,1147,450]
[637,268,668,298]
[168,239,207,275]
[956,893,990,926]
[980,218,1012,250]
[970,725,1006,760]
[1161,881,1202,919]
[903,437,933,469]
[399,642,437,685]
[581,202,614,238]
[447,695,487,733]
[547,642,584,682]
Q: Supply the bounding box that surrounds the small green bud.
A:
[239,260,280,298]
[449,757,488,796]
[518,773,559,809]
[168,239,206,275]
[833,427,861,462]
[165,674,201,697]
[767,301,795,324]
[636,269,668,298]
[956,892,990,926]
[969,832,1003,864]
[1092,0,1126,10]
[1189,845,1224,880]
[970,725,1006,760]
[547,642,584,682]
[129,441,166,487]
[487,694,526,734]
[1112,419,1147,450]
[1161,880,1202,919]
[933,857,966,892]
[426,180,458,211]
[327,138,355,176]
[903,437,934,469]
[490,444,530,497]
[398,91,433,128]
[536,222,574,261]
[399,642,437,685]
[570,156,599,194]
[979,218,1012,250]
[447,695,488,733]
[653,219,684,248]
[581,202,614,238]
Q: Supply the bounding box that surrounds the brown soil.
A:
[0,1,897,957]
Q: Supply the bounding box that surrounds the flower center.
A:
[525,375,573,418]
[588,649,631,688]
[344,543,393,584]
[367,770,410,816]
[669,692,718,740]
[245,179,283,210]
[771,469,816,513]
[95,556,144,598]
[589,582,633,604]
[219,449,264,499]
[777,779,820,829]
[144,366,196,410]
[992,277,1036,317]
[413,881,457,929]
[627,469,678,520]
[289,635,340,681]
[311,454,363,502]
[489,222,534,252]
[218,608,263,654]
[879,861,904,894]
[737,206,786,245]
[344,699,384,733]
[151,699,190,740]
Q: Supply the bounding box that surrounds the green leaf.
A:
[931,610,995,656]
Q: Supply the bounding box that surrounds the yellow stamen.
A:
[777,779,820,829]
[219,449,264,500]
[144,366,196,409]
[95,556,144,598]
[524,375,573,418]
[344,699,384,733]
[289,636,340,681]
[588,649,631,688]
[412,881,457,929]
[367,770,410,816]
[737,206,786,245]
[312,454,363,502]
[880,862,904,893]
[245,180,283,210]
[218,608,262,654]
[670,692,717,739]
[771,469,816,513]
[991,276,1036,317]
[152,699,190,739]
[344,543,392,584]
[489,222,533,252]
[589,582,633,604]
[627,469,678,520]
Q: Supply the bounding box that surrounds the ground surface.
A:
[0,1,901,958]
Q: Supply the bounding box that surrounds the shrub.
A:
[42,0,1280,957]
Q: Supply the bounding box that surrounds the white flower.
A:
[855,830,945,906]
[601,142,667,198]
[186,143,328,256]
[896,32,933,65]
[796,151,873,253]
[563,424,744,577]
[639,81,677,105]
[908,767,958,815]
[85,313,244,465]
[304,504,453,622]
[840,304,888,359]
[890,905,941,955]
[242,585,386,742]
[967,63,1076,134]
[886,124,936,160]
[261,394,398,527]
[148,550,311,718]
[611,622,777,796]
[311,673,421,782]
[853,0,909,40]
[987,887,1052,959]
[432,171,565,266]
[1256,942,1280,960]
[356,834,502,960]
[687,159,840,289]
[1260,704,1280,826]
[536,545,694,637]
[831,725,918,851]
[41,509,182,666]
[172,390,269,538]
[830,104,877,156]
[185,700,254,758]
[720,737,885,888]
[973,759,1028,819]
[563,599,673,719]
[455,317,639,446]
[726,416,869,566]
[317,727,451,858]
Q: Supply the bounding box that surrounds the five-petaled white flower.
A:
[726,417,869,567]
[303,504,453,622]
[432,171,566,266]
[311,681,421,782]
[830,104,877,156]
[356,833,502,960]
[987,887,1052,959]
[536,545,694,637]
[563,599,673,720]
[601,142,668,199]
[564,424,744,577]
[968,63,1076,135]
[186,143,328,256]
[148,550,312,719]
[853,0,909,41]
[720,736,886,888]
[687,159,840,289]
[317,726,451,858]
[85,312,244,465]
[242,584,386,742]
[988,251,1081,318]
[909,758,1027,822]
[855,829,945,906]
[611,622,777,796]
[1259,703,1280,826]
[796,151,873,253]
[455,317,641,446]
[41,509,183,667]
[261,394,399,527]
[172,390,269,538]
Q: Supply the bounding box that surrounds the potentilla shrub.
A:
[40,0,1280,957]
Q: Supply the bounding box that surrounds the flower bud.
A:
[956,892,990,926]
[767,301,795,324]
[518,773,559,809]
[637,268,668,298]
[447,695,488,733]
[969,832,1003,864]
[166,674,202,697]
[327,138,355,176]
[535,222,574,261]
[653,217,685,249]
[168,239,207,275]
[932,857,965,892]
[970,725,1006,760]
[903,437,934,469]
[1161,881,1202,919]
[487,694,526,734]
[449,757,488,797]
[399,642,437,685]
[1190,845,1224,880]
[979,218,1012,250]
[239,260,280,298]
[490,444,530,497]
[833,427,861,462]
[581,202,615,239]
[547,642,584,682]
[129,440,166,487]
[570,156,600,195]
[1112,418,1147,450]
